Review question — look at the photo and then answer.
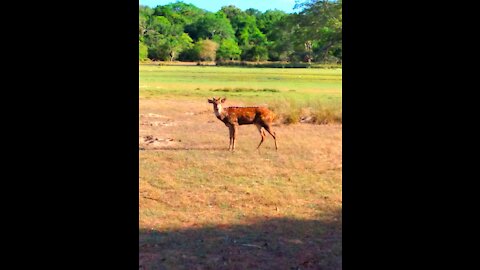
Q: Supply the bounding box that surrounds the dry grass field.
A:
[139,65,342,269]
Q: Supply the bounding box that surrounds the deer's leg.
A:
[232,125,238,151]
[263,124,278,150]
[255,124,266,149]
[228,126,233,151]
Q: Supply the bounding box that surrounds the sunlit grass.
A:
[139,65,342,269]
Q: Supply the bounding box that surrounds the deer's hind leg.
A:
[255,124,266,149]
[263,124,278,150]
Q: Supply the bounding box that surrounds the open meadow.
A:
[139,64,342,269]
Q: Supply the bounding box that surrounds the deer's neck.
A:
[214,104,225,120]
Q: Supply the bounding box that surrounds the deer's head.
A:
[208,97,226,110]
[208,97,226,118]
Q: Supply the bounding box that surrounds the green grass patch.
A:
[139,65,342,124]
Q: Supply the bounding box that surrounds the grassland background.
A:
[139,64,342,269]
[140,65,341,114]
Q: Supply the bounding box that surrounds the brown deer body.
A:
[208,97,277,151]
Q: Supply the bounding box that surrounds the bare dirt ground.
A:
[139,98,341,152]
[139,98,342,269]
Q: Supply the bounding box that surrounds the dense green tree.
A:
[257,9,287,36]
[248,45,269,62]
[245,8,262,18]
[139,5,154,41]
[266,16,296,61]
[149,16,172,34]
[238,18,269,61]
[139,1,342,63]
[220,10,270,61]
[216,39,242,60]
[139,41,148,60]
[162,2,206,24]
[294,0,342,62]
[149,33,193,61]
[153,2,205,26]
[185,12,235,42]
[220,5,244,34]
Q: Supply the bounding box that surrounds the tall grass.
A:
[269,98,342,125]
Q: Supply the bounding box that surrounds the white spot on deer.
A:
[214,103,223,118]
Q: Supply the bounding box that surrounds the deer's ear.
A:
[208,99,213,103]
[220,97,226,103]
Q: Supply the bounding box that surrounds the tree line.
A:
[139,0,342,63]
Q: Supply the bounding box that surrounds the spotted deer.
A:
[208,97,278,151]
